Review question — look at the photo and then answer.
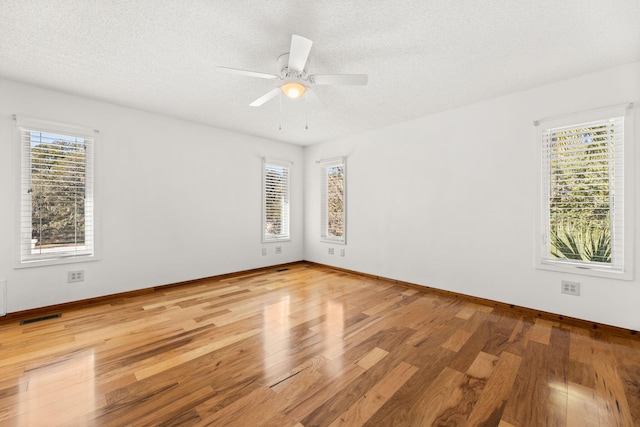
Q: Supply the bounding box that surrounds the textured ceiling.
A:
[1,1,639,146]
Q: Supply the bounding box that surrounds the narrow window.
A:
[18,119,95,266]
[263,159,290,242]
[321,158,346,243]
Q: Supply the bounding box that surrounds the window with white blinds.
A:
[18,123,95,265]
[263,159,290,242]
[539,110,629,277]
[320,158,346,244]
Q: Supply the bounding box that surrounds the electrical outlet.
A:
[328,248,334,255]
[275,246,282,254]
[340,249,345,257]
[561,280,580,296]
[68,270,84,283]
[261,248,267,256]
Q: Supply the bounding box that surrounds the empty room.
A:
[1,1,639,426]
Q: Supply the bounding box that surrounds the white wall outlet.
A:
[340,249,345,257]
[262,248,267,256]
[68,270,85,283]
[561,280,580,296]
[275,246,282,254]
[328,248,334,255]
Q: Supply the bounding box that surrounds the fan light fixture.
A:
[281,82,306,98]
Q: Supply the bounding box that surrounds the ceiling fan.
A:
[217,35,368,107]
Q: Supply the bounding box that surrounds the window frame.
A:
[262,158,291,243]
[320,157,347,244]
[14,116,99,268]
[534,104,634,280]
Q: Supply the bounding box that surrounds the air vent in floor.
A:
[20,313,61,325]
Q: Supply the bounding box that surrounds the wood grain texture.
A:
[0,262,638,426]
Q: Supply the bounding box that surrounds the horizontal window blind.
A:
[541,116,624,271]
[263,161,290,241]
[320,158,346,243]
[20,129,94,263]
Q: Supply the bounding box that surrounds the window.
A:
[17,117,96,266]
[536,104,633,278]
[321,158,346,243]
[263,159,290,242]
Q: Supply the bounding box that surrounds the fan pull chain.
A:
[305,92,309,130]
[279,91,282,131]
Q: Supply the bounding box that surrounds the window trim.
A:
[14,116,99,269]
[262,157,291,243]
[534,104,634,280]
[320,157,347,244]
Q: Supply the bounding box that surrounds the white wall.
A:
[304,62,640,330]
[0,78,304,313]
[3,62,639,329]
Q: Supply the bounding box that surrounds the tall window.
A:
[263,159,290,242]
[537,107,631,277]
[321,158,346,243]
[18,119,95,265]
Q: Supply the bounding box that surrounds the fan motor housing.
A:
[277,53,308,79]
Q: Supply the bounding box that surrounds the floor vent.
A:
[20,313,61,325]
[276,268,290,272]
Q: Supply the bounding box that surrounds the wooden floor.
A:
[1,263,639,426]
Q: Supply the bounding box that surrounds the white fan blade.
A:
[250,87,280,107]
[288,35,313,73]
[310,74,368,86]
[217,66,279,80]
[306,88,327,110]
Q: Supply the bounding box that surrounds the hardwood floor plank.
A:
[405,313,464,349]
[547,326,571,424]
[363,345,457,425]
[267,355,327,391]
[456,302,483,320]
[355,347,389,370]
[503,315,534,356]
[234,357,329,427]
[448,315,513,373]
[134,328,261,380]
[301,329,417,426]
[263,359,367,426]
[442,328,473,352]
[466,350,522,426]
[142,285,241,310]
[501,340,563,426]
[528,318,558,345]
[466,351,500,380]
[565,381,599,427]
[328,362,418,426]
[131,385,213,427]
[618,365,640,426]
[362,295,405,316]
[408,367,475,426]
[195,385,275,426]
[591,340,635,426]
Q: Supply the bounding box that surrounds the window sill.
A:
[321,238,346,245]
[15,254,99,269]
[262,238,291,244]
[536,260,632,281]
